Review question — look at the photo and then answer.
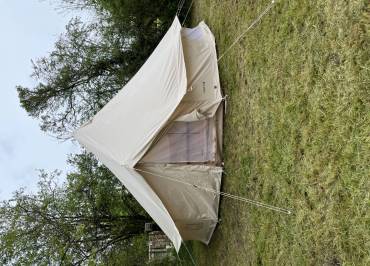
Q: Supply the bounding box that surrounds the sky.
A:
[0,1,85,200]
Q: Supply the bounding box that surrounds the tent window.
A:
[140,118,217,163]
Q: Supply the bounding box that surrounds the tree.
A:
[17,0,180,139]
[0,153,150,265]
[17,18,131,139]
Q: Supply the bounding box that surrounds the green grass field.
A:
[179,0,369,265]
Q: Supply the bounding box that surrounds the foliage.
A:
[100,235,148,265]
[0,153,150,265]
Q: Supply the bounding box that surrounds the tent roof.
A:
[75,17,187,168]
[74,17,186,251]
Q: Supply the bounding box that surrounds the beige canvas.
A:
[136,164,222,244]
[74,17,223,252]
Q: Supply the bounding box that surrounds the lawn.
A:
[178,0,369,265]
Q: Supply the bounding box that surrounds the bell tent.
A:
[74,17,224,251]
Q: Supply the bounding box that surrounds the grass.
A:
[178,0,370,265]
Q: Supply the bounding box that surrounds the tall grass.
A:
[186,0,369,265]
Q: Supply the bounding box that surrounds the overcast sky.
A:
[0,1,84,200]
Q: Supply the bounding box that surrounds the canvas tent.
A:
[74,17,224,252]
